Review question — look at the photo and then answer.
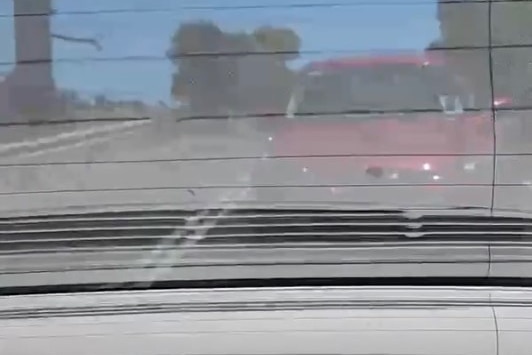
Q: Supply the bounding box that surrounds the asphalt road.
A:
[0,118,270,214]
[2,116,532,215]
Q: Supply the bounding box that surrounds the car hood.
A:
[1,285,527,355]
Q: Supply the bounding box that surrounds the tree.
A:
[428,1,490,107]
[253,26,301,61]
[167,21,226,116]
[167,21,301,117]
[489,2,532,105]
[431,0,532,107]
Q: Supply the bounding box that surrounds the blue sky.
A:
[0,0,440,104]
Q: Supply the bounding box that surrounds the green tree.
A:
[253,26,301,61]
[429,1,490,107]
[490,2,532,104]
[167,22,226,115]
[431,0,532,106]
[168,21,300,117]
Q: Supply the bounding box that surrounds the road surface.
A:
[1,115,532,216]
[0,117,270,214]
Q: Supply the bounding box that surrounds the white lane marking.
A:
[0,129,142,195]
[14,129,139,160]
[132,118,267,286]
[0,120,148,154]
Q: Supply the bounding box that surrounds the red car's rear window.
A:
[293,62,473,115]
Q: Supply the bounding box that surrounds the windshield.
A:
[291,64,473,115]
[0,0,531,293]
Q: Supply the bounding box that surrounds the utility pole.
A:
[12,0,55,119]
[3,0,103,121]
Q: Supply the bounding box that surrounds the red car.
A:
[254,53,502,203]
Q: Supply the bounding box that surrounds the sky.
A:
[0,0,440,104]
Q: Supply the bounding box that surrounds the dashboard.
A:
[1,286,530,355]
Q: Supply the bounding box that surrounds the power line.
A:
[3,42,532,67]
[0,0,492,18]
[0,98,530,139]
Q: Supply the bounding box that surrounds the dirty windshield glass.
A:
[1,0,532,290]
